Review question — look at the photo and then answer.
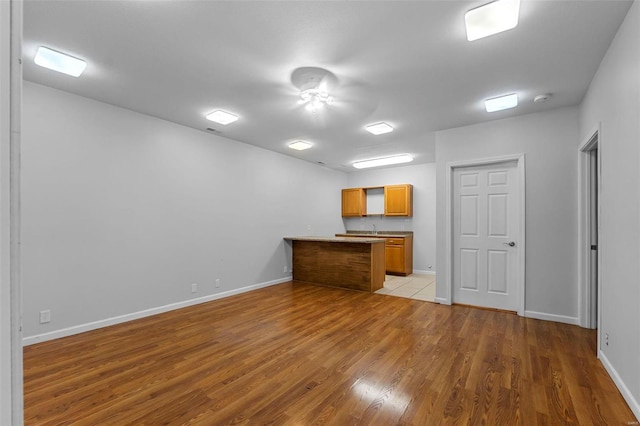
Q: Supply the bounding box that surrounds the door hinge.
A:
[590,245,597,250]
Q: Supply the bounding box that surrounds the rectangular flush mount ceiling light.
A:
[34,46,87,77]
[465,0,520,41]
[353,154,413,169]
[485,93,518,112]
[205,110,239,125]
[365,122,394,135]
[289,140,313,151]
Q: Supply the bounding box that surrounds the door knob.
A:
[503,241,516,247]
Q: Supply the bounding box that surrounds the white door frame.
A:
[444,154,526,316]
[1,0,23,423]
[578,125,601,332]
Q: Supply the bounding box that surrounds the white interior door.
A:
[452,161,520,311]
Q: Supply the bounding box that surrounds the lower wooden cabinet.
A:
[335,233,413,276]
[385,236,413,276]
[385,244,405,274]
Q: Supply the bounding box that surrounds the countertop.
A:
[284,236,385,244]
[335,232,411,238]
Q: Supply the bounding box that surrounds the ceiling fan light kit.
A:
[291,66,337,114]
[299,88,333,113]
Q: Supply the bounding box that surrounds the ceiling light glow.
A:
[465,0,520,41]
[289,140,313,151]
[485,93,518,112]
[353,154,413,169]
[34,46,87,77]
[205,110,239,125]
[299,88,333,113]
[365,122,394,135]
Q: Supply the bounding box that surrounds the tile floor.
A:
[375,274,436,302]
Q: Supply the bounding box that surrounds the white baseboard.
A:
[599,351,640,422]
[413,269,436,276]
[434,297,450,305]
[524,310,580,326]
[23,276,291,346]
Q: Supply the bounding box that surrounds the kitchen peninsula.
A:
[284,236,385,292]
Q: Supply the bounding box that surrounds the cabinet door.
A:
[384,184,413,216]
[342,188,366,217]
[385,244,405,274]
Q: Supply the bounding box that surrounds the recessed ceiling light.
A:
[465,0,520,41]
[353,154,413,169]
[34,46,87,77]
[289,140,313,151]
[205,110,239,125]
[365,122,394,135]
[485,93,518,112]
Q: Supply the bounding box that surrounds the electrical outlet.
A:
[39,310,51,324]
[605,333,609,346]
[284,265,287,273]
[191,283,197,293]
[215,278,220,288]
[307,225,312,231]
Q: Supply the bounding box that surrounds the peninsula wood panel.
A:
[23,282,637,425]
[292,239,384,292]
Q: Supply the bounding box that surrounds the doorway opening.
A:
[579,129,600,332]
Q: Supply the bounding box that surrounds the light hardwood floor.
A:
[24,281,636,425]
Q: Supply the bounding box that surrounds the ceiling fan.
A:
[288,66,380,123]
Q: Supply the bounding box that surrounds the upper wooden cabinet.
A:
[384,184,413,217]
[341,184,413,217]
[341,188,366,217]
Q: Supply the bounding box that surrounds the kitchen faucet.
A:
[372,224,377,235]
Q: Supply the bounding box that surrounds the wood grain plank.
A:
[24,282,637,425]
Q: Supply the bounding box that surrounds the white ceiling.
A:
[23,0,632,171]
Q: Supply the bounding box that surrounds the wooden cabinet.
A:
[341,188,366,217]
[385,235,413,276]
[341,184,413,217]
[384,184,413,217]
[385,243,405,274]
[335,233,413,276]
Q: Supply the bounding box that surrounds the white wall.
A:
[344,163,436,273]
[579,0,640,418]
[435,107,580,323]
[21,82,348,342]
